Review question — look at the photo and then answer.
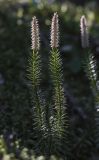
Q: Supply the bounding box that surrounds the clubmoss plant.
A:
[80,15,99,149]
[28,16,46,137]
[49,12,69,153]
[50,12,66,138]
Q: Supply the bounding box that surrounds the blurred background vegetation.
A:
[0,0,99,159]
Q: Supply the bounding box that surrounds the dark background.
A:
[0,0,99,159]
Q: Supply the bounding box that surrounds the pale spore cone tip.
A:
[31,16,40,50]
[80,15,89,48]
[51,12,59,49]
